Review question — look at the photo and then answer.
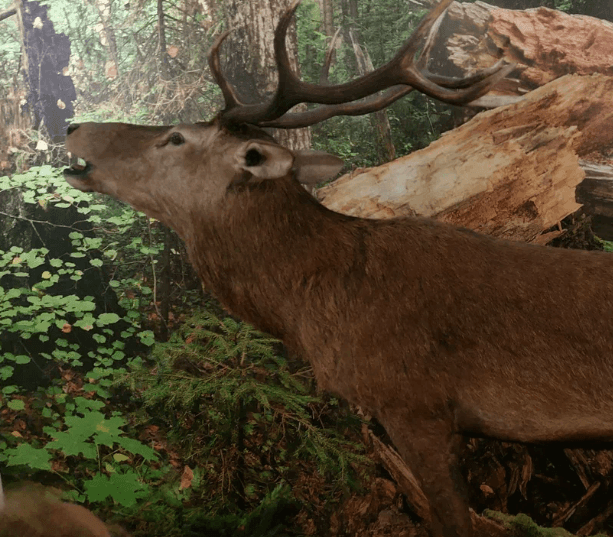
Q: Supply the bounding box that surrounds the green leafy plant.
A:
[0,166,160,513]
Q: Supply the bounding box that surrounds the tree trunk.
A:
[321,0,334,39]
[16,0,76,140]
[317,74,613,243]
[348,30,395,163]
[157,0,170,79]
[221,0,311,150]
[91,0,120,79]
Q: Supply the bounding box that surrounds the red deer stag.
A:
[63,1,612,536]
[0,475,128,537]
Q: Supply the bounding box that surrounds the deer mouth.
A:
[64,153,94,187]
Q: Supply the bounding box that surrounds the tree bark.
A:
[321,0,334,39]
[221,0,311,150]
[157,0,170,79]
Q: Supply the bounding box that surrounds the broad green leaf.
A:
[98,313,120,325]
[83,472,148,507]
[7,399,25,410]
[5,444,52,470]
[118,437,158,461]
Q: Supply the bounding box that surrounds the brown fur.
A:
[65,121,613,537]
[0,484,127,537]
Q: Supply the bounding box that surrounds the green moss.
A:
[483,511,606,537]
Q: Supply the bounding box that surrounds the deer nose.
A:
[66,124,80,135]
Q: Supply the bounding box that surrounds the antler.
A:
[209,0,514,129]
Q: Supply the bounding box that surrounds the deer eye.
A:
[168,132,185,145]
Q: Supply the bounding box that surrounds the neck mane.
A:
[186,178,363,343]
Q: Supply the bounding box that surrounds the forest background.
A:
[0,0,611,536]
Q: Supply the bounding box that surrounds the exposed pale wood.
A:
[319,74,613,242]
[313,4,613,242]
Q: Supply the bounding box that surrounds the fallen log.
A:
[436,1,613,96]
[317,74,613,242]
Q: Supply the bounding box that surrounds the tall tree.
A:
[157,0,170,79]
[88,0,120,79]
[221,0,311,150]
[320,0,334,40]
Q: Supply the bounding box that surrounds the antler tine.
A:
[218,0,303,126]
[261,60,514,129]
[216,0,514,128]
[261,86,414,129]
[417,0,449,71]
[208,30,244,111]
[320,27,342,85]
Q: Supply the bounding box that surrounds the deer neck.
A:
[186,178,357,341]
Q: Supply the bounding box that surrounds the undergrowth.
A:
[120,309,370,535]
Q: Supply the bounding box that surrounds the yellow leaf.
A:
[96,423,110,433]
[41,271,52,279]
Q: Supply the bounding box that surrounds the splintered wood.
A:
[318,74,613,242]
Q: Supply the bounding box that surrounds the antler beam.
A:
[209,0,514,129]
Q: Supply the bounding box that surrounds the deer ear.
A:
[237,141,294,179]
[292,150,344,186]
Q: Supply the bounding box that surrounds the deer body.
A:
[172,169,613,536]
[65,120,613,537]
[189,156,613,447]
[62,2,608,535]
